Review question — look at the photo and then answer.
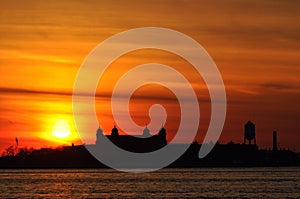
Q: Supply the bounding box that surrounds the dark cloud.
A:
[0,87,72,97]
[0,87,210,102]
[260,83,300,91]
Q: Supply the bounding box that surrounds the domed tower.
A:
[111,125,119,136]
[158,126,167,145]
[244,121,256,145]
[142,126,151,137]
[96,126,103,145]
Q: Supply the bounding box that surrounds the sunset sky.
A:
[0,0,300,153]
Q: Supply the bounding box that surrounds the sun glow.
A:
[52,120,71,139]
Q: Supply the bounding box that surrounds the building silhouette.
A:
[95,124,167,153]
[0,120,299,168]
[244,121,256,145]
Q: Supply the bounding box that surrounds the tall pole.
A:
[273,131,278,151]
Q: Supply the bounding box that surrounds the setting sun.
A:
[52,120,71,139]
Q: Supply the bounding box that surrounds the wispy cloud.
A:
[0,87,71,96]
[0,87,211,103]
[260,83,300,92]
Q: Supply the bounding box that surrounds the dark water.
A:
[0,167,299,198]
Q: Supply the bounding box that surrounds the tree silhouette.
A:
[4,145,17,156]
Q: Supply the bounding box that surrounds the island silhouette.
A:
[0,121,299,169]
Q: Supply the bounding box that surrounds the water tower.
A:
[244,121,256,145]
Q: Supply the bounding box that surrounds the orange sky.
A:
[0,0,300,153]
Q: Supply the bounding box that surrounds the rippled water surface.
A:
[0,167,299,198]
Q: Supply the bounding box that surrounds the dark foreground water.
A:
[0,167,299,198]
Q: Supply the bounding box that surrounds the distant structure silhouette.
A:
[142,125,150,137]
[158,125,167,145]
[15,137,18,146]
[95,124,167,152]
[273,131,278,151]
[95,127,103,145]
[244,121,256,145]
[111,125,119,137]
[1,120,300,169]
